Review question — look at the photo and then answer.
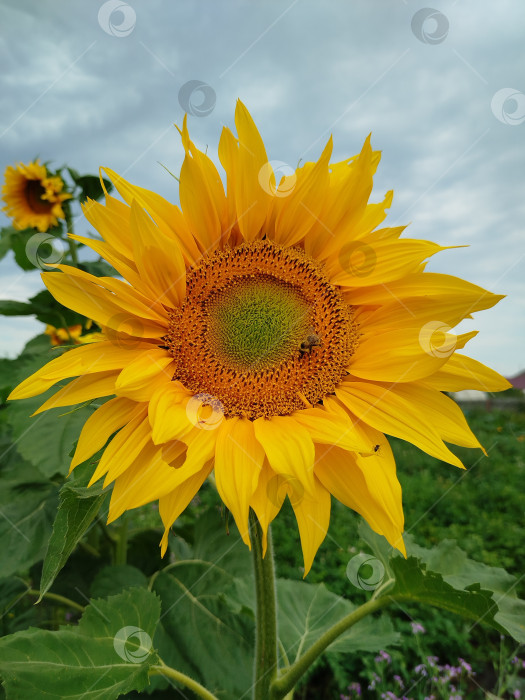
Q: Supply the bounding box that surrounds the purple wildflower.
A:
[458,658,472,675]
[393,675,404,689]
[375,650,392,664]
[410,621,426,635]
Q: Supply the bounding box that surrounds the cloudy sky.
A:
[1,0,524,376]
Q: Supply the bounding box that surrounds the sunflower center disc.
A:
[164,240,359,419]
[208,279,310,370]
[25,180,52,214]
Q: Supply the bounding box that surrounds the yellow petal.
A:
[70,396,143,470]
[346,272,504,313]
[271,137,332,247]
[221,101,272,243]
[129,200,186,307]
[214,417,265,546]
[102,168,202,266]
[159,463,213,556]
[42,270,167,339]
[291,477,331,577]
[148,382,194,444]
[315,443,405,554]
[349,327,451,382]
[9,341,151,402]
[82,195,134,259]
[421,353,512,392]
[250,461,286,556]
[32,371,118,416]
[178,115,229,253]
[107,441,187,523]
[160,426,218,484]
[329,239,445,287]
[336,381,465,468]
[115,350,175,402]
[292,407,374,454]
[88,409,150,486]
[253,416,316,497]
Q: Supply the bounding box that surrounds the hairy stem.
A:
[250,510,278,700]
[150,663,220,700]
[271,596,394,698]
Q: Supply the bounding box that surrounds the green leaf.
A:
[153,564,255,698]
[150,510,254,697]
[388,557,505,629]
[0,289,85,328]
[0,300,35,316]
[80,259,119,277]
[0,227,13,261]
[0,588,161,700]
[69,173,113,202]
[276,579,399,663]
[359,522,525,642]
[0,438,59,577]
[90,566,148,599]
[39,464,109,601]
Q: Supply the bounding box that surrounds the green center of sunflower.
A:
[25,180,52,214]
[207,278,310,370]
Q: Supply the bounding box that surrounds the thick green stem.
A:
[150,662,219,700]
[271,596,394,698]
[26,589,85,613]
[115,515,128,565]
[250,510,278,700]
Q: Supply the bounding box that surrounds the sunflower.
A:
[2,160,71,232]
[8,102,510,574]
[44,323,104,346]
